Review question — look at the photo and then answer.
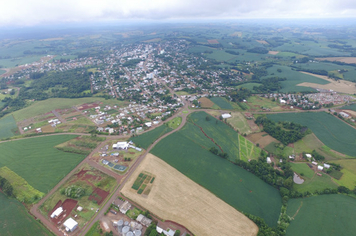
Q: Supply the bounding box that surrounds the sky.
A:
[1,0,356,26]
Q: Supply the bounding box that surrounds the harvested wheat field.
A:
[316,57,356,64]
[121,153,258,236]
[247,132,278,148]
[344,110,356,117]
[198,97,214,108]
[298,72,356,94]
[268,51,279,55]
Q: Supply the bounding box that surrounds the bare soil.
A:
[121,154,258,236]
[268,51,279,55]
[88,188,109,205]
[316,57,356,64]
[198,97,214,108]
[246,132,278,148]
[207,39,219,44]
[49,199,78,225]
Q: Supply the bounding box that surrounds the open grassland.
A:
[151,114,282,227]
[247,132,278,148]
[247,96,279,111]
[262,65,329,92]
[330,159,356,189]
[298,72,356,94]
[131,125,173,149]
[209,97,233,109]
[12,97,126,121]
[239,134,262,161]
[0,192,53,236]
[237,83,261,92]
[0,135,86,192]
[121,154,258,236]
[167,117,182,129]
[228,112,251,135]
[0,115,18,139]
[290,163,315,179]
[342,103,356,111]
[267,112,356,157]
[188,112,240,162]
[286,195,356,236]
[0,166,44,203]
[292,172,338,193]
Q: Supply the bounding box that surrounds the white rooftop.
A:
[63,218,78,232]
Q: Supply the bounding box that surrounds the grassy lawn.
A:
[227,112,251,135]
[151,112,282,227]
[167,117,182,129]
[0,135,86,192]
[330,159,356,189]
[131,124,173,149]
[267,112,356,157]
[0,192,53,236]
[290,163,315,179]
[292,172,338,193]
[0,114,19,139]
[286,195,356,236]
[246,96,278,110]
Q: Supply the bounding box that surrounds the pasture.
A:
[0,115,18,139]
[131,124,172,149]
[331,159,356,189]
[261,65,329,92]
[227,112,251,135]
[290,163,315,179]
[188,111,240,162]
[0,135,86,192]
[292,171,338,193]
[286,195,356,236]
[0,192,53,236]
[267,112,356,157]
[121,154,259,236]
[209,97,233,109]
[167,117,182,129]
[151,113,282,227]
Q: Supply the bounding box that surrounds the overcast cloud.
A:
[1,0,356,26]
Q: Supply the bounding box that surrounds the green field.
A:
[286,195,356,236]
[237,83,261,92]
[131,124,173,149]
[0,69,6,75]
[0,115,18,139]
[238,134,262,161]
[290,163,315,179]
[188,112,240,162]
[331,159,356,189]
[267,112,356,157]
[12,97,125,121]
[167,117,182,129]
[0,192,53,236]
[247,96,279,110]
[85,221,101,236]
[228,112,252,135]
[151,112,282,227]
[261,65,330,92]
[0,135,86,192]
[342,103,356,111]
[292,172,338,193]
[209,97,233,109]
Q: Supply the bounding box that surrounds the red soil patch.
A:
[83,174,102,182]
[77,103,100,111]
[75,169,89,178]
[208,39,219,44]
[49,199,78,225]
[88,188,109,205]
[288,143,294,148]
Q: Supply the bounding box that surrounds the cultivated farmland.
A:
[0,192,53,236]
[286,195,356,236]
[209,97,233,109]
[267,112,356,157]
[0,114,18,139]
[198,97,215,108]
[342,103,356,111]
[239,134,262,161]
[131,124,172,149]
[151,112,282,227]
[0,135,86,192]
[121,154,259,236]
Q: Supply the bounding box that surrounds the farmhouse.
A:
[145,122,152,127]
[119,201,131,214]
[266,157,272,164]
[156,226,176,236]
[305,154,312,159]
[50,207,63,218]
[317,165,324,171]
[136,214,152,227]
[63,218,78,232]
[312,161,318,165]
[324,163,331,169]
[221,113,232,119]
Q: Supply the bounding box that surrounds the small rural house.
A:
[63,218,78,232]
[324,163,331,169]
[50,207,63,218]
[113,142,129,150]
[266,157,272,164]
[305,154,312,159]
[119,201,131,214]
[317,165,324,171]
[136,214,152,227]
